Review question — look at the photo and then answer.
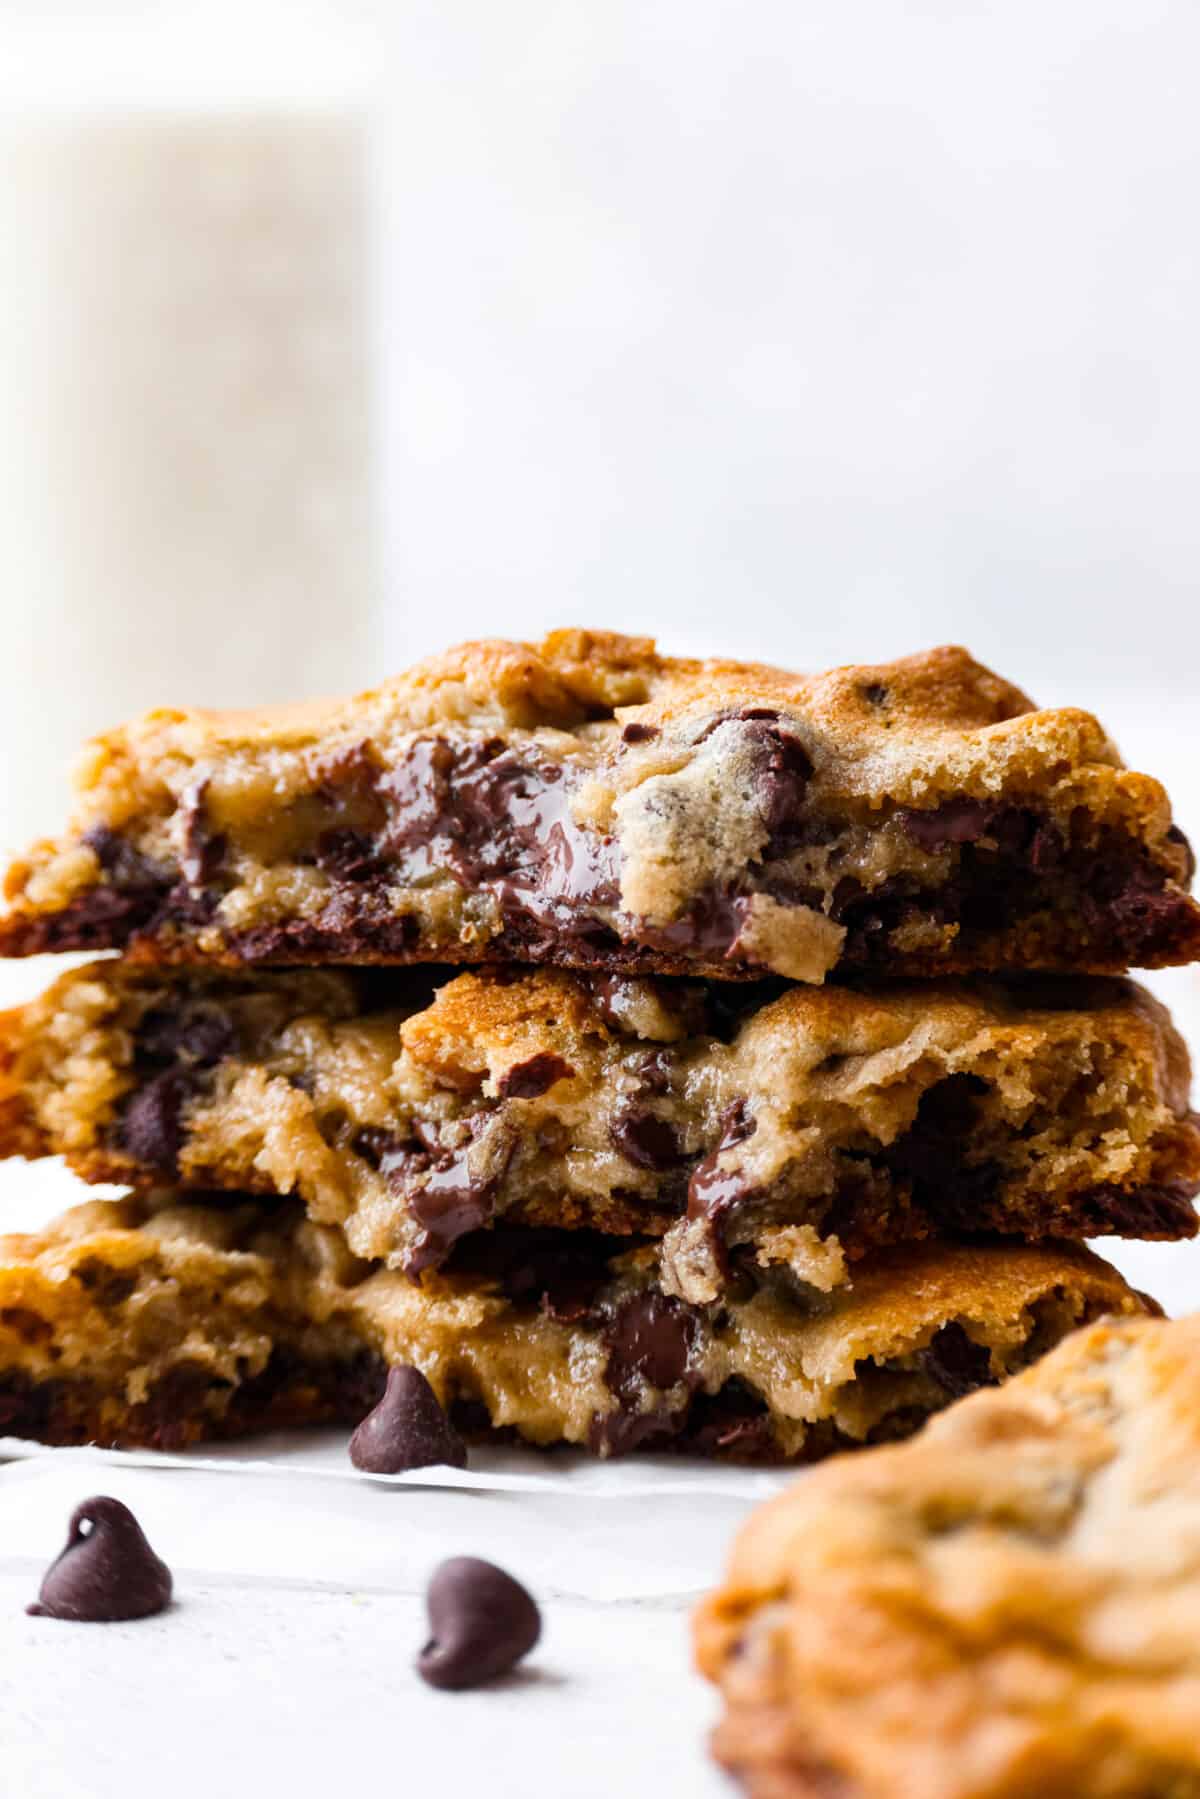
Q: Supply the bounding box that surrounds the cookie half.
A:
[2,962,1196,1289]
[2,632,1196,980]
[0,1195,1151,1460]
[696,1309,1200,1798]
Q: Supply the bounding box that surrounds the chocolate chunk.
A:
[916,1323,995,1399]
[178,782,226,888]
[447,1228,611,1322]
[28,1496,173,1622]
[860,682,888,707]
[1093,1182,1200,1238]
[634,1048,675,1096]
[383,1127,512,1276]
[348,1366,468,1474]
[743,721,813,850]
[609,1106,682,1171]
[879,1074,1000,1230]
[1167,823,1196,884]
[621,721,659,744]
[497,1054,575,1100]
[135,1002,235,1070]
[899,799,999,852]
[587,1404,682,1456]
[315,829,381,881]
[687,1102,758,1223]
[417,1557,541,1690]
[683,1383,778,1460]
[117,1073,187,1173]
[603,1290,695,1397]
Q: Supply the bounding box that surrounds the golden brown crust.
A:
[696,1312,1200,1799]
[1,962,1195,1288]
[0,1196,1150,1461]
[2,633,1195,979]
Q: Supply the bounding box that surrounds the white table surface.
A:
[0,951,1197,1797]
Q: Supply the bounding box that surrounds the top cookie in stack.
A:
[0,632,1195,1465]
[2,629,1197,979]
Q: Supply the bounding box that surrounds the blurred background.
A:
[0,0,1197,1297]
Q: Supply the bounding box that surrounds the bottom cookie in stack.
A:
[0,1193,1155,1462]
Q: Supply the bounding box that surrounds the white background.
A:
[1,3,1199,1792]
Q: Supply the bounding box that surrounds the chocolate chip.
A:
[1094,1182,1200,1238]
[117,1073,187,1172]
[587,1404,681,1456]
[348,1366,468,1474]
[417,1557,541,1690]
[916,1323,995,1399]
[315,830,381,881]
[28,1496,173,1622]
[743,721,813,849]
[609,1106,682,1171]
[899,799,998,852]
[135,1003,235,1070]
[687,1102,758,1223]
[634,1048,675,1096]
[860,682,888,707]
[621,721,659,744]
[1167,823,1196,884]
[497,1054,575,1100]
[602,1290,695,1396]
[178,782,226,888]
[446,1228,610,1322]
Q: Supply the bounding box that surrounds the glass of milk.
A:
[0,47,378,852]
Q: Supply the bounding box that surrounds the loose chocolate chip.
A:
[609,1106,682,1171]
[28,1496,173,1622]
[497,1053,575,1100]
[348,1366,468,1474]
[417,1557,541,1690]
[620,721,659,744]
[603,1290,695,1396]
[917,1323,995,1399]
[118,1073,187,1172]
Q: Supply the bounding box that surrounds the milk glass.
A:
[0,108,376,851]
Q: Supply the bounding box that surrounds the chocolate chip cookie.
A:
[0,1195,1151,1460]
[696,1310,1200,1798]
[3,961,1196,1288]
[3,631,1196,980]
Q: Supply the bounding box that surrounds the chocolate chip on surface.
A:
[28,1496,172,1622]
[349,1366,468,1474]
[417,1557,541,1690]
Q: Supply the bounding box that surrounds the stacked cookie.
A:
[0,630,1196,1461]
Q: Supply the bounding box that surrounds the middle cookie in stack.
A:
[1,632,1197,1461]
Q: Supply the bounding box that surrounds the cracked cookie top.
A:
[2,632,1196,979]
